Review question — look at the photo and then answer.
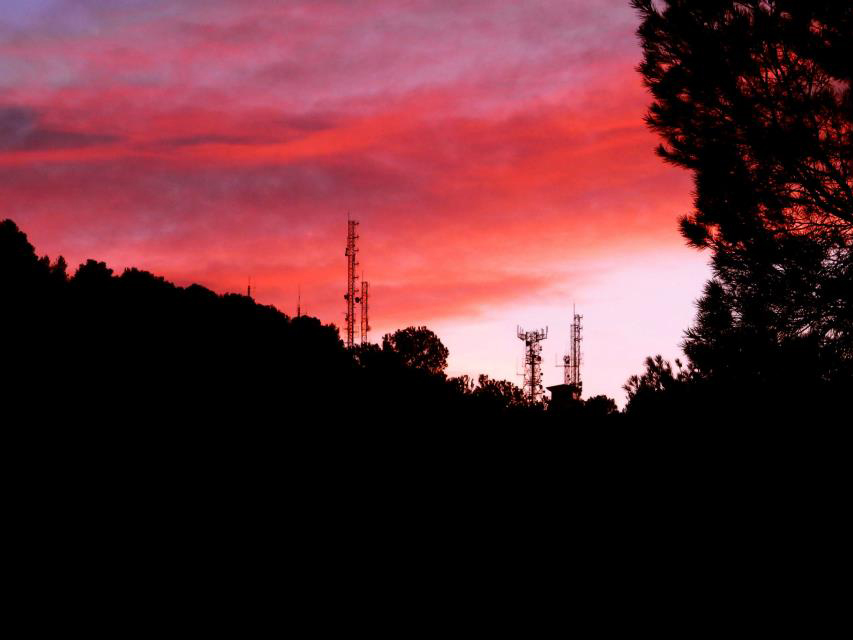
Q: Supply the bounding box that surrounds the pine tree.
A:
[633,0,853,389]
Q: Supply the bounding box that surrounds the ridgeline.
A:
[1,219,620,427]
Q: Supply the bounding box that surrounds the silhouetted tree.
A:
[624,355,691,398]
[382,326,449,376]
[624,355,695,415]
[471,374,528,409]
[632,0,853,401]
[583,395,618,418]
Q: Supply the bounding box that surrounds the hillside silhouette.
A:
[4,4,850,429]
[2,219,621,428]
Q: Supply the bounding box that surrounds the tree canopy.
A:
[382,326,450,376]
[631,0,853,403]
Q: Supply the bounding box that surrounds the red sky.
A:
[0,0,709,404]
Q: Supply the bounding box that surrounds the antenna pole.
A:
[360,279,369,345]
[570,308,583,389]
[344,215,360,349]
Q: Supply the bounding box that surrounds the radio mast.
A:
[517,326,548,402]
[559,306,583,391]
[344,216,360,349]
[360,279,370,345]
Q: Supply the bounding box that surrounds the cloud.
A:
[0,105,119,151]
[0,69,690,313]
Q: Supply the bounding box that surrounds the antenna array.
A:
[344,216,371,348]
[558,307,583,390]
[344,217,360,349]
[517,326,548,402]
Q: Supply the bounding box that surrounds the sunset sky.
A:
[0,0,710,404]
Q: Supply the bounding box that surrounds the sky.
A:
[0,0,710,405]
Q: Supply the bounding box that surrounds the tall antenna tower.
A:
[344,216,360,349]
[360,279,370,345]
[517,326,548,402]
[560,306,583,389]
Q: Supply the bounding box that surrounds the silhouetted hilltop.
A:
[6,218,847,430]
[3,219,620,428]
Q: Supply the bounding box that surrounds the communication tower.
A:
[360,279,370,345]
[344,216,360,349]
[560,306,583,389]
[517,326,548,402]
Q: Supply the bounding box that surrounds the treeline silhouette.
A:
[5,3,850,428]
[1,219,620,428]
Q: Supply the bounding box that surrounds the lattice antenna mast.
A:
[570,306,583,387]
[344,216,360,349]
[561,350,572,385]
[517,326,548,402]
[360,279,370,345]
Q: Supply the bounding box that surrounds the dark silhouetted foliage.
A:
[3,219,618,429]
[584,395,619,418]
[628,0,853,415]
[448,374,546,418]
[382,326,450,376]
[547,384,621,423]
